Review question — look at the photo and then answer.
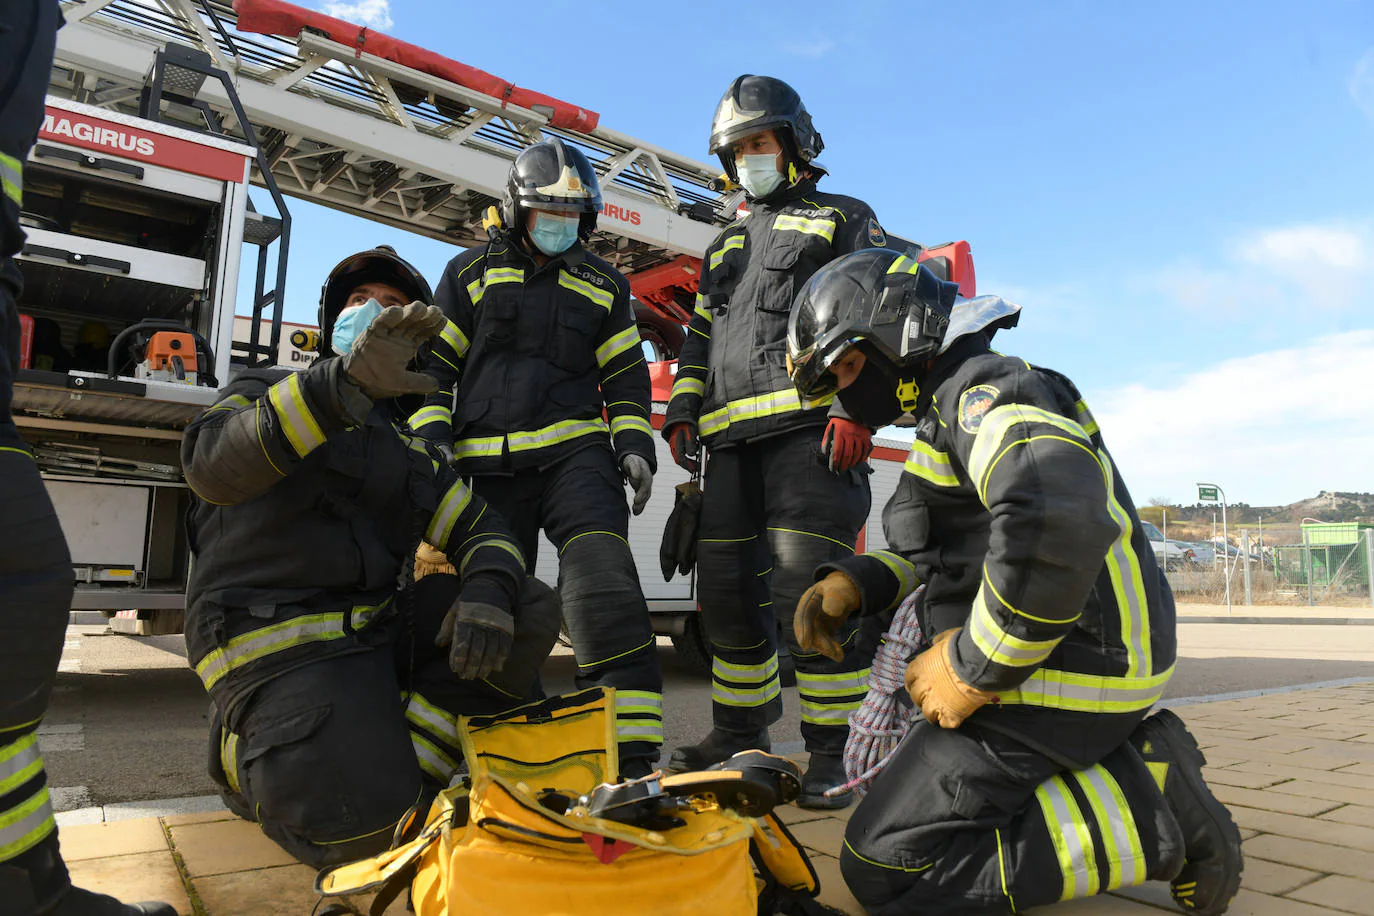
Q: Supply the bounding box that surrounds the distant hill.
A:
[1138,492,1373,545]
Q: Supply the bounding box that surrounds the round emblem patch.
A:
[958,385,999,433]
[868,217,887,248]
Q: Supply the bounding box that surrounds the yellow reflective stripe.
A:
[576,634,654,670]
[887,253,921,275]
[712,679,782,708]
[486,266,524,285]
[1036,775,1099,900]
[206,393,252,414]
[194,612,348,691]
[843,838,934,874]
[969,587,1062,669]
[453,435,503,460]
[905,440,959,487]
[711,654,781,707]
[0,152,22,206]
[692,294,714,324]
[406,692,461,746]
[671,376,705,399]
[615,690,664,716]
[508,417,607,452]
[0,734,43,797]
[796,668,869,697]
[774,213,836,241]
[411,732,457,785]
[466,276,485,306]
[699,387,832,437]
[799,700,860,724]
[983,568,1081,626]
[220,730,242,795]
[1075,399,1099,437]
[558,270,614,311]
[1098,451,1152,678]
[427,481,473,547]
[615,690,664,743]
[1070,764,1147,890]
[349,597,392,630]
[610,415,653,438]
[460,538,525,574]
[596,325,641,367]
[440,321,470,358]
[871,550,918,599]
[968,404,1091,500]
[996,664,1174,714]
[0,783,54,860]
[708,234,746,270]
[408,405,451,430]
[266,372,327,458]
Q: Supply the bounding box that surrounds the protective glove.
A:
[664,422,700,474]
[794,571,862,662]
[435,597,515,680]
[904,628,997,729]
[342,301,446,400]
[413,541,455,582]
[620,453,654,515]
[434,441,456,467]
[821,417,873,473]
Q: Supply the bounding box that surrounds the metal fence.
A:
[1165,530,1373,607]
[1274,530,1374,601]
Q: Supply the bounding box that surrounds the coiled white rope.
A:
[826,587,927,798]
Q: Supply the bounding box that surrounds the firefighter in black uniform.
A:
[181,247,560,869]
[662,75,883,807]
[786,248,1243,915]
[0,4,177,913]
[410,138,663,777]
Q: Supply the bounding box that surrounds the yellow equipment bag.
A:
[316,688,833,916]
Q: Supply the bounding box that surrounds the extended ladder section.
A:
[52,0,737,322]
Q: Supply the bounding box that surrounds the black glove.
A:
[435,598,514,680]
[659,480,702,581]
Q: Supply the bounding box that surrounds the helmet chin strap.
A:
[896,378,920,412]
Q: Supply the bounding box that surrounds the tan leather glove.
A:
[342,301,446,399]
[794,571,862,662]
[905,628,998,729]
[413,542,455,581]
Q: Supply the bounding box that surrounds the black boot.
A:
[796,752,852,810]
[49,888,178,916]
[1131,710,1243,916]
[666,728,769,773]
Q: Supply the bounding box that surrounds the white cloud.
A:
[1088,329,1374,506]
[318,0,393,29]
[1352,48,1374,118]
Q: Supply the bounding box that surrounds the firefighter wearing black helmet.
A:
[661,75,886,808]
[179,247,561,869]
[412,137,664,777]
[786,249,1242,916]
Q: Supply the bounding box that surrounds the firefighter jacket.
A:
[826,337,1178,759]
[663,179,885,448]
[410,236,655,476]
[180,357,526,712]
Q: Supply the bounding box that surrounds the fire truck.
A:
[15,0,973,670]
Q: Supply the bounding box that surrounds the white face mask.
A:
[737,153,785,199]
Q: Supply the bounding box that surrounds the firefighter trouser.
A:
[696,426,875,755]
[208,573,558,869]
[840,716,1186,915]
[470,444,664,770]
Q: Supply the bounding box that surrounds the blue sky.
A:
[241,0,1374,507]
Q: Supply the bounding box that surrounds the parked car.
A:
[1185,541,1216,565]
[1140,522,1193,569]
[1212,541,1261,564]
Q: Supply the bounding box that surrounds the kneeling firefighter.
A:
[181,247,560,869]
[410,138,664,777]
[786,249,1243,915]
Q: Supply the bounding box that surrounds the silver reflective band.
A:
[0,784,55,860]
[0,733,42,795]
[0,153,22,206]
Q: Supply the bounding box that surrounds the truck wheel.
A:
[670,613,712,678]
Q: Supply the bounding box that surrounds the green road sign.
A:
[1198,486,1220,502]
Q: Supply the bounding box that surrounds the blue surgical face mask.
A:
[331,297,385,356]
[737,153,785,199]
[529,211,580,257]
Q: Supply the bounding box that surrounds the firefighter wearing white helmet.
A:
[787,248,1242,916]
[662,75,888,809]
[412,137,664,777]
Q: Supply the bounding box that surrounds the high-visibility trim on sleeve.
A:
[0,153,23,206]
[904,440,959,487]
[460,538,525,574]
[968,586,1063,669]
[440,320,470,359]
[967,404,1091,498]
[266,372,327,458]
[610,415,653,438]
[871,550,919,600]
[408,404,451,430]
[427,481,474,547]
[708,234,746,271]
[205,393,252,414]
[671,376,705,399]
[1075,399,1099,437]
[596,325,642,367]
[692,294,714,324]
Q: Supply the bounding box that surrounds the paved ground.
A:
[55,680,1374,915]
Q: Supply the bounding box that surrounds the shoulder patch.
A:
[868,217,887,248]
[958,384,999,434]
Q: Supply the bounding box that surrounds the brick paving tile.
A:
[1230,857,1323,896]
[1199,768,1292,790]
[193,863,322,916]
[809,853,865,915]
[1025,891,1170,913]
[169,818,297,878]
[786,816,849,855]
[1228,761,1374,790]
[1302,724,1372,741]
[1211,785,1342,817]
[773,803,834,826]
[1272,780,1374,808]
[59,819,170,862]
[1218,888,1352,915]
[1335,762,1374,779]
[1232,805,1374,852]
[162,810,238,828]
[66,849,192,915]
[1317,803,1374,827]
[1243,833,1374,880]
[1287,875,1374,916]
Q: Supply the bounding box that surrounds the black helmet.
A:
[317,245,432,354]
[500,137,603,243]
[787,248,958,402]
[708,75,824,183]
